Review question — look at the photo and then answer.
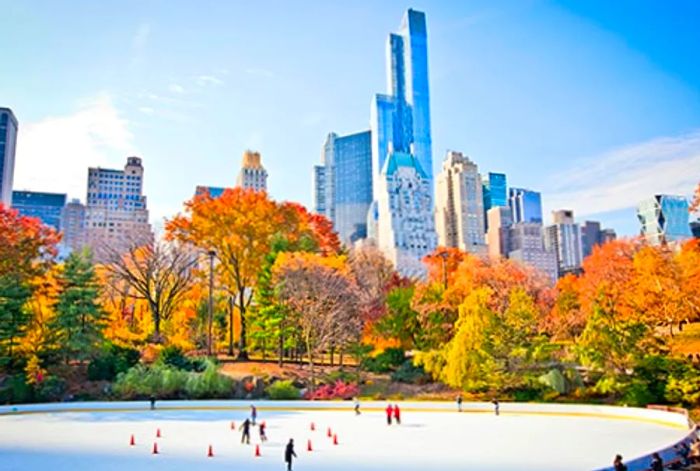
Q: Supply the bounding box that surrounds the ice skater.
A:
[613,454,627,471]
[393,404,401,425]
[353,397,361,415]
[650,452,663,471]
[456,394,463,412]
[491,398,500,416]
[240,418,252,444]
[149,395,156,410]
[285,438,297,471]
[250,404,257,425]
[385,404,393,425]
[259,421,268,442]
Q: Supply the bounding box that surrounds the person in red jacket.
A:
[393,404,401,425]
[385,404,393,425]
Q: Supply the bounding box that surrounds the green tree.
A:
[0,275,32,369]
[375,286,421,349]
[52,250,106,363]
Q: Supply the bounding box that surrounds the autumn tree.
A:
[273,252,360,384]
[51,250,106,363]
[104,240,197,341]
[167,188,338,359]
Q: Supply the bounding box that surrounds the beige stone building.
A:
[236,150,268,192]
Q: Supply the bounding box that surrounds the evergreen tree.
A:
[0,275,32,370]
[52,250,105,363]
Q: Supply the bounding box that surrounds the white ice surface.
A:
[0,401,690,471]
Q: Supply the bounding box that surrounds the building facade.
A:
[508,222,558,282]
[236,150,267,192]
[637,194,692,245]
[60,199,86,254]
[483,172,507,212]
[11,190,66,230]
[194,186,229,198]
[486,206,513,260]
[313,131,373,244]
[84,156,153,261]
[0,107,18,207]
[544,210,584,277]
[435,151,486,254]
[509,187,543,224]
[376,151,436,278]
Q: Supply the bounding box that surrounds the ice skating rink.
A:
[0,401,693,471]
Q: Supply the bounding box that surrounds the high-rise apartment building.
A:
[84,156,153,261]
[11,191,66,230]
[60,199,86,254]
[486,206,513,260]
[508,222,558,282]
[435,151,486,254]
[236,150,267,192]
[313,131,373,244]
[376,151,436,277]
[0,107,18,207]
[637,195,692,245]
[509,188,543,224]
[545,210,584,277]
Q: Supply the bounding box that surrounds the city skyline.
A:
[2,1,700,235]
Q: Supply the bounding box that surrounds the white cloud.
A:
[545,131,700,218]
[195,75,224,86]
[168,83,185,94]
[13,95,137,201]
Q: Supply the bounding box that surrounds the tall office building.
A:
[0,107,18,207]
[194,186,229,198]
[486,206,513,260]
[508,222,558,283]
[544,209,584,277]
[509,188,543,224]
[434,151,486,254]
[376,151,436,277]
[84,156,153,261]
[637,195,692,245]
[483,172,507,211]
[236,150,267,192]
[313,131,373,244]
[11,191,66,230]
[60,199,86,254]
[581,220,616,258]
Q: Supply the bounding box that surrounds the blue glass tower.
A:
[509,188,543,224]
[637,194,692,245]
[371,9,432,198]
[484,172,507,210]
[11,190,67,230]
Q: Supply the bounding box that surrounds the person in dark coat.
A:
[613,454,627,471]
[393,404,401,425]
[650,452,663,471]
[456,394,463,412]
[240,418,251,444]
[250,405,257,425]
[385,404,393,425]
[491,398,500,416]
[259,421,267,442]
[149,395,156,410]
[285,438,297,471]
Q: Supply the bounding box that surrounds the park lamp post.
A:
[438,251,448,289]
[207,249,216,357]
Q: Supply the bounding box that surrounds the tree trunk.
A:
[228,296,235,357]
[237,289,249,360]
[278,333,284,367]
[330,346,334,367]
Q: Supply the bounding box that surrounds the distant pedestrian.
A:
[650,452,663,471]
[393,404,401,425]
[613,454,627,471]
[285,438,297,471]
[250,405,257,425]
[259,421,267,442]
[676,443,690,467]
[385,404,393,425]
[456,394,463,412]
[240,418,251,444]
[491,398,500,416]
[149,395,156,410]
[353,397,361,416]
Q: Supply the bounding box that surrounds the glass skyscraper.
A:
[11,191,67,230]
[313,131,372,244]
[371,9,432,195]
[509,187,543,224]
[637,194,692,245]
[483,172,507,211]
[0,107,18,207]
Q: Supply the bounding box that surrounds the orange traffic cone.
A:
[255,444,261,457]
[156,428,161,438]
[307,439,313,452]
[130,434,135,446]
[207,445,214,458]
[310,422,315,431]
[327,427,332,437]
[333,434,338,445]
[152,442,159,454]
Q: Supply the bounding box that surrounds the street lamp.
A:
[207,249,216,356]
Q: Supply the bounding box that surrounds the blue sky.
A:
[2,0,699,235]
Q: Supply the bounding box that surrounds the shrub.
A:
[304,380,359,400]
[0,374,33,404]
[35,376,67,402]
[266,380,301,400]
[87,343,140,381]
[391,360,430,384]
[363,348,406,373]
[184,360,233,399]
[158,346,191,370]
